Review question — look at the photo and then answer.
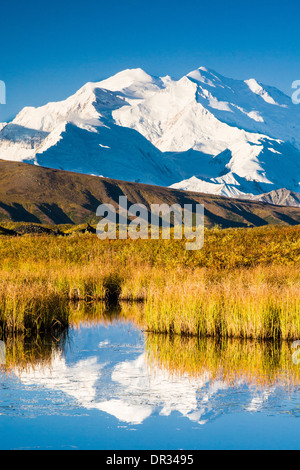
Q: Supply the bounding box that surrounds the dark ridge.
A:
[0,159,299,228]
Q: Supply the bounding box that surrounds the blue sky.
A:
[1,0,300,121]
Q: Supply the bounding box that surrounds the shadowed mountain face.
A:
[0,160,300,228]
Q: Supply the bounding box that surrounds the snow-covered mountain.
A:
[0,66,299,203]
[241,188,300,207]
[0,69,174,186]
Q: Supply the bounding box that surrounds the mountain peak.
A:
[186,66,223,88]
[97,68,153,88]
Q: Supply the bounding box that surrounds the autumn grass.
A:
[144,265,300,340]
[2,302,300,388]
[0,224,299,338]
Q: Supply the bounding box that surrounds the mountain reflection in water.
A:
[1,303,300,429]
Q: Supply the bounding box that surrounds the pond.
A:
[0,307,300,450]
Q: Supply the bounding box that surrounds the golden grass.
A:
[0,224,299,338]
[144,265,300,340]
[2,302,300,389]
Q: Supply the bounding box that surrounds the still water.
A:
[0,312,300,450]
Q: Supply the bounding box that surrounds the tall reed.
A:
[0,225,299,337]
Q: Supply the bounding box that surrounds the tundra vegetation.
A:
[0,223,299,341]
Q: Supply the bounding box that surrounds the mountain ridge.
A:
[0,160,300,228]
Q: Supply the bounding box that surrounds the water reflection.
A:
[146,334,300,387]
[0,303,300,430]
